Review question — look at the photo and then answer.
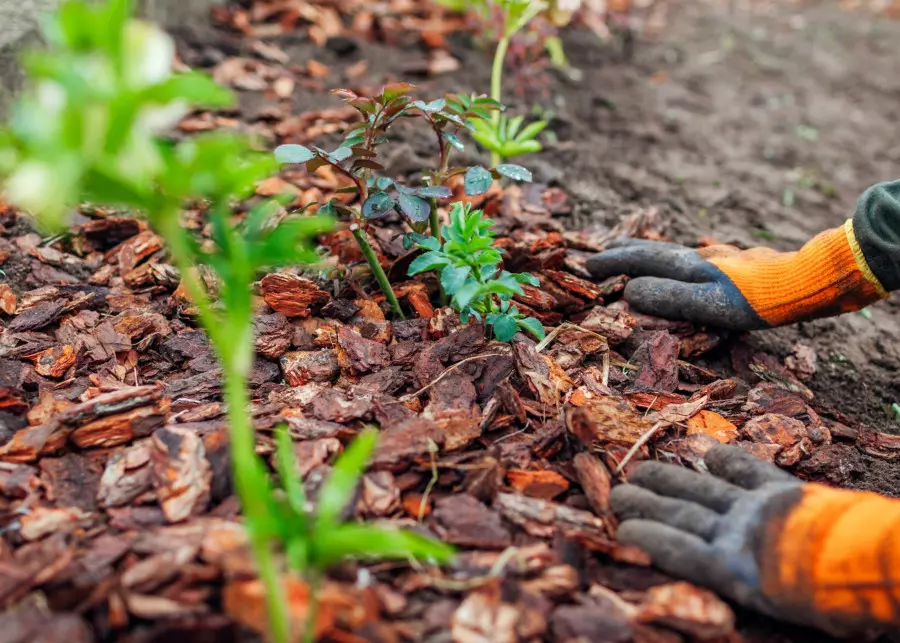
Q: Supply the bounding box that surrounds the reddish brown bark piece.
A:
[741,413,811,466]
[687,411,738,444]
[223,577,375,641]
[636,582,736,639]
[507,469,570,500]
[857,426,900,461]
[253,312,292,359]
[0,283,15,314]
[258,273,330,317]
[632,331,680,392]
[544,269,606,300]
[578,306,636,346]
[151,426,211,523]
[0,421,70,463]
[336,325,388,374]
[118,230,163,275]
[58,385,163,426]
[98,441,154,508]
[19,506,89,541]
[432,495,512,549]
[551,602,633,643]
[496,491,607,543]
[30,344,76,378]
[70,398,170,448]
[514,284,558,311]
[280,349,340,385]
[309,388,372,423]
[451,583,522,643]
[513,342,572,406]
[566,397,654,448]
[370,417,445,469]
[625,391,686,411]
[40,452,103,512]
[573,453,613,521]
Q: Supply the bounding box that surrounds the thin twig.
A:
[615,421,665,476]
[400,351,508,401]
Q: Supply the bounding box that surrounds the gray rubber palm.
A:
[586,239,765,330]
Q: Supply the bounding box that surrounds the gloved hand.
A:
[586,181,900,329]
[610,445,900,635]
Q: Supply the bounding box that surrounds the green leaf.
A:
[440,264,470,295]
[488,313,517,342]
[398,194,430,222]
[330,146,353,162]
[495,164,532,182]
[517,316,545,341]
[315,429,378,532]
[310,523,455,569]
[415,185,452,199]
[517,120,547,141]
[376,176,394,190]
[514,272,539,287]
[349,97,377,114]
[144,72,235,108]
[275,144,316,164]
[382,82,416,103]
[414,98,446,113]
[442,132,464,151]
[362,192,395,219]
[408,250,451,275]
[464,166,493,196]
[406,232,440,251]
[451,280,484,310]
[274,426,308,521]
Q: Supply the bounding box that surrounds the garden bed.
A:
[1,1,899,642]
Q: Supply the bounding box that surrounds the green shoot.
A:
[270,427,455,642]
[406,202,545,342]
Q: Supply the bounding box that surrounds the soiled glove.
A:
[611,445,900,635]
[586,181,900,330]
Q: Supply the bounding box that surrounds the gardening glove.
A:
[586,180,900,330]
[610,444,900,635]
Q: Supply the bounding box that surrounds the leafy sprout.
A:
[407,202,545,342]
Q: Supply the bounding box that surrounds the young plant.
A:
[275,87,533,312]
[407,201,545,342]
[270,427,454,642]
[471,0,549,166]
[0,1,452,641]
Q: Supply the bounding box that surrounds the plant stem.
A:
[428,198,442,244]
[490,34,510,169]
[428,199,448,307]
[303,571,322,643]
[351,224,405,319]
[156,209,290,643]
[225,356,290,643]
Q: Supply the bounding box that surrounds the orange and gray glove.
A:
[586,181,900,330]
[611,445,900,635]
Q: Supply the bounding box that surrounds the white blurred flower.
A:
[123,20,175,88]
[5,161,66,217]
[138,100,189,134]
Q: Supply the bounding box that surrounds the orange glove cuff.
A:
[761,484,900,626]
[704,220,888,326]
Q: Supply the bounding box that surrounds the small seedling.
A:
[472,113,547,162]
[440,0,549,166]
[269,427,454,642]
[407,201,545,342]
